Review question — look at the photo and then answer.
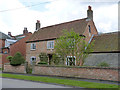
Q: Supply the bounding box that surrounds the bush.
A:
[26,66,32,74]
[39,53,48,63]
[97,62,109,67]
[10,52,25,66]
[6,56,13,62]
[38,61,48,65]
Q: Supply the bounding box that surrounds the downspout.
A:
[85,34,94,50]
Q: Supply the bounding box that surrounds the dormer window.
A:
[31,43,36,50]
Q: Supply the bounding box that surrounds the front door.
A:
[48,54,53,65]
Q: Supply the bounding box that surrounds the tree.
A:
[10,52,25,66]
[51,53,64,65]
[55,29,94,66]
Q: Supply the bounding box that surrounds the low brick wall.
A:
[33,65,119,81]
[3,64,25,74]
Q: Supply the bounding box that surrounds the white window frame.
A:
[66,56,76,66]
[47,41,54,49]
[31,43,36,50]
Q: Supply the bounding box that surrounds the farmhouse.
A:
[26,6,98,65]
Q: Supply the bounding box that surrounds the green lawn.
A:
[1,73,119,89]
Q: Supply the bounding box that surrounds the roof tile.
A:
[27,18,90,42]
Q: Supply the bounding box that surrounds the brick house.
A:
[26,6,98,65]
[9,28,32,58]
[0,32,14,66]
[0,28,32,66]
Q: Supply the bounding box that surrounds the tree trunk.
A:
[80,59,84,66]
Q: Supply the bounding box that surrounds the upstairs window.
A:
[88,25,91,36]
[88,25,91,33]
[31,43,36,50]
[47,41,54,49]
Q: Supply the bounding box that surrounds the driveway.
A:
[2,78,71,88]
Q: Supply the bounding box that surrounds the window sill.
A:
[47,48,54,50]
[30,49,36,51]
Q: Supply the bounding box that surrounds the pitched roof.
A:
[0,32,12,39]
[92,32,119,52]
[12,32,32,41]
[27,18,90,42]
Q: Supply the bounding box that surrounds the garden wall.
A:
[33,65,119,81]
[3,64,26,74]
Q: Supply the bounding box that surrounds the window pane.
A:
[47,41,54,49]
[31,43,36,50]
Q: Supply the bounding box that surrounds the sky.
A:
[0,0,119,36]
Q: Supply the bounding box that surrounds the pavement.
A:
[2,78,72,88]
[2,72,119,85]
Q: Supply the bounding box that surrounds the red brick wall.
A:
[83,20,98,42]
[33,66,119,81]
[2,54,9,64]
[10,33,32,59]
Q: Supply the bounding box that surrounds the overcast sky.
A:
[0,0,119,36]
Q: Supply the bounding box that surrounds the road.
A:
[2,78,71,88]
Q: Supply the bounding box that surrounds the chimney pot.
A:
[37,20,40,23]
[88,6,91,10]
[8,32,12,36]
[23,27,28,34]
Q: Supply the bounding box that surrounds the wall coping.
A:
[35,65,119,70]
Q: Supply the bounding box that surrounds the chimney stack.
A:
[36,20,40,30]
[23,27,28,34]
[87,6,93,20]
[8,32,12,36]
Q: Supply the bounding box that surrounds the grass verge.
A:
[1,73,119,89]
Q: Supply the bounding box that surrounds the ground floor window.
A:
[66,56,76,66]
[30,56,36,65]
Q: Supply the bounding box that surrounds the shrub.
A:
[10,52,25,66]
[39,53,48,63]
[6,56,13,62]
[97,61,109,67]
[26,66,32,74]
